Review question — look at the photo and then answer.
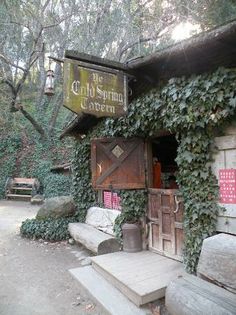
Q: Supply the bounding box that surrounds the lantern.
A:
[44,69,55,96]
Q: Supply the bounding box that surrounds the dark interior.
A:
[152,134,178,189]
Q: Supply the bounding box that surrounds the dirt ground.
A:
[0,200,104,315]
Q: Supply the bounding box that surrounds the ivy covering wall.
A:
[72,67,236,273]
[0,134,21,198]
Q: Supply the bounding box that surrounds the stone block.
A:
[85,207,120,236]
[166,275,236,315]
[197,233,236,294]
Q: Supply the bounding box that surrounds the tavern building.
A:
[61,21,236,312]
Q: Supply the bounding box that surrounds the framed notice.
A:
[63,59,128,117]
[219,169,236,204]
[103,191,121,210]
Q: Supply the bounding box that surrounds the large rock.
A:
[197,233,236,294]
[166,275,236,315]
[36,196,76,219]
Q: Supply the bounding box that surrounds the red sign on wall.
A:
[103,191,121,210]
[219,169,236,204]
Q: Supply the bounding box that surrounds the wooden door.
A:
[147,188,184,261]
[91,138,146,190]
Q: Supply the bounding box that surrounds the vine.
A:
[71,127,102,222]
[71,67,236,272]
[113,190,147,243]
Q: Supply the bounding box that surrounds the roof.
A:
[128,19,236,88]
[61,20,236,138]
[64,50,129,72]
[60,114,102,139]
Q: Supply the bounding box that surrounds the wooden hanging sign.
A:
[63,59,128,117]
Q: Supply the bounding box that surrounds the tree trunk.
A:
[19,106,47,140]
[48,92,63,137]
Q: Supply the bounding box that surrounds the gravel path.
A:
[0,200,104,315]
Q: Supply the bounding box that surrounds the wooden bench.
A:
[166,234,236,315]
[68,207,121,255]
[5,177,40,201]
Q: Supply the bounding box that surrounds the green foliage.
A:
[20,216,77,241]
[161,68,236,132]
[113,190,147,243]
[72,67,236,273]
[32,160,52,186]
[71,137,97,222]
[43,174,72,198]
[0,134,21,198]
[171,0,236,30]
[176,130,221,272]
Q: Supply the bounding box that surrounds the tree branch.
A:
[0,79,16,94]
[0,54,26,72]
[19,106,47,140]
[43,14,74,30]
[118,36,157,61]
[48,92,63,137]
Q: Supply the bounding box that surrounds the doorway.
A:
[147,134,184,261]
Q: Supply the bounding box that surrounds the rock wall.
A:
[211,123,236,235]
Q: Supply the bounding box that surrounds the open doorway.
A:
[147,134,184,261]
[151,134,178,189]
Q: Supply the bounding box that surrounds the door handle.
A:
[174,195,182,213]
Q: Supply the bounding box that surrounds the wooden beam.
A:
[65,50,128,72]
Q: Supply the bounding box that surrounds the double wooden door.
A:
[91,137,184,261]
[147,188,184,261]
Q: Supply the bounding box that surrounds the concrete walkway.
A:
[0,200,104,315]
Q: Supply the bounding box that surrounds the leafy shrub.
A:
[72,139,97,222]
[20,216,77,241]
[0,134,21,198]
[43,174,72,198]
[32,160,52,187]
[114,190,147,243]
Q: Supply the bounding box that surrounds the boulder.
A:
[166,275,236,315]
[36,196,76,219]
[197,233,236,294]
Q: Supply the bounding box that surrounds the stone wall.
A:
[211,123,236,235]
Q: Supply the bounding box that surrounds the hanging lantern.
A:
[44,69,55,96]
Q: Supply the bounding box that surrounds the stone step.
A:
[91,251,185,306]
[69,266,151,315]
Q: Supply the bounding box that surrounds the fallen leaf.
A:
[151,306,160,315]
[85,304,95,311]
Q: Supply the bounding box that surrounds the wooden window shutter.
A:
[91,137,146,189]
